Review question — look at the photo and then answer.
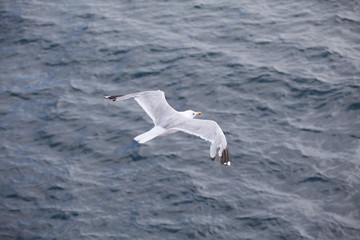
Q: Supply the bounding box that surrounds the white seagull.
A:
[105,90,230,166]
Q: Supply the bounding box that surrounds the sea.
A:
[1,1,359,239]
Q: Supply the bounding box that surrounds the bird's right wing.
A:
[105,90,177,125]
[169,118,230,166]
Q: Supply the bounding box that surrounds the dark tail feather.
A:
[220,148,231,166]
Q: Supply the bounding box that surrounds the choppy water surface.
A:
[1,1,360,239]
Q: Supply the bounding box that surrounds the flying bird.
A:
[105,90,230,166]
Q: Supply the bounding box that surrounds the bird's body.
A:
[105,90,230,166]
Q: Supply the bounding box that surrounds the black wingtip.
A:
[220,148,231,166]
[104,95,123,102]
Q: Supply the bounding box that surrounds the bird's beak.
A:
[196,112,202,116]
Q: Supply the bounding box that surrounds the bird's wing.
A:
[169,119,223,143]
[168,118,230,165]
[105,90,177,125]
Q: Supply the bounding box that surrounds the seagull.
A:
[104,90,230,166]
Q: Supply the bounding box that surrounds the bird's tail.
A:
[134,126,166,144]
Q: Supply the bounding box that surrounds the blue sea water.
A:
[1,0,360,239]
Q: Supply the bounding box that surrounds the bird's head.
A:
[183,110,202,119]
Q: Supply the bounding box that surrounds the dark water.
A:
[1,1,360,239]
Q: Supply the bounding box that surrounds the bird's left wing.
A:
[168,119,230,166]
[105,90,177,125]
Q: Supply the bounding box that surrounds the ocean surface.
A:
[1,1,360,239]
